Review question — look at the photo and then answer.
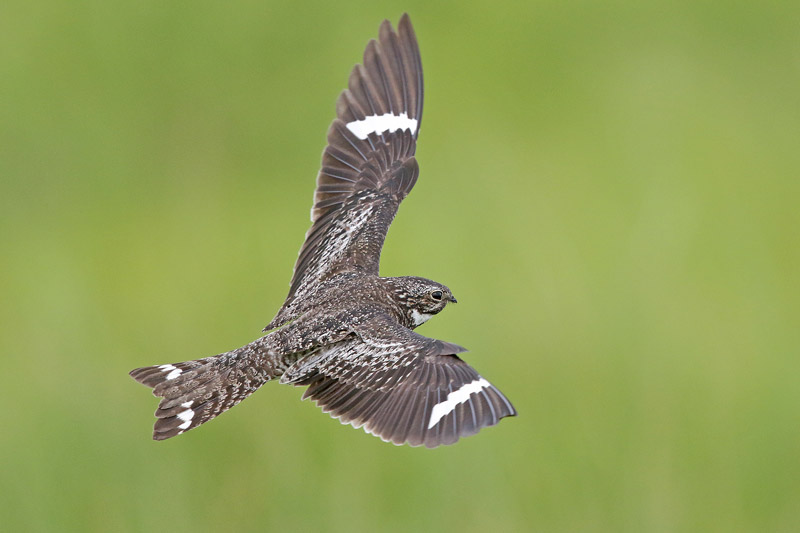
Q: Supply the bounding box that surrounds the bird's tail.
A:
[129,339,287,440]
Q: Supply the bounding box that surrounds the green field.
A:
[2,1,799,531]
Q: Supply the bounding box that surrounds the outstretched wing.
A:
[281,313,516,448]
[269,15,423,328]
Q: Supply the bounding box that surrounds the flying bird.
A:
[130,14,516,447]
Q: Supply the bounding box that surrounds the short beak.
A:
[449,296,458,303]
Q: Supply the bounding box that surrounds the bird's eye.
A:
[431,290,443,301]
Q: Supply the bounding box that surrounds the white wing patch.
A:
[346,112,418,140]
[428,378,491,429]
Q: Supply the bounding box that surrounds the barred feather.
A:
[130,340,287,440]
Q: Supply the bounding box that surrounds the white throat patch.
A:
[411,309,433,326]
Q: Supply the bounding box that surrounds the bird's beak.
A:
[449,296,458,304]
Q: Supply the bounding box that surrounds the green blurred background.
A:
[2,1,799,531]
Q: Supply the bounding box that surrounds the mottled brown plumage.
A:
[130,14,515,447]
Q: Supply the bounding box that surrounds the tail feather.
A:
[130,343,285,440]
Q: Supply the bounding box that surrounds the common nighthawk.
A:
[130,14,516,447]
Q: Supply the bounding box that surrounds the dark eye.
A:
[430,290,443,301]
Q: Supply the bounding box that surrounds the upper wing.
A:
[270,15,423,328]
[281,313,517,448]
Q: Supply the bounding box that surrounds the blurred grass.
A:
[1,0,799,531]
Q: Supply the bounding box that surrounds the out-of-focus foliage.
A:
[1,1,798,531]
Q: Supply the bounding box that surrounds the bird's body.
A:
[130,14,516,448]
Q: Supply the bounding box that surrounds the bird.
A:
[129,14,516,448]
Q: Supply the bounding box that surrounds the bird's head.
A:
[387,276,457,327]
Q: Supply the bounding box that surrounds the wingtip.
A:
[435,340,468,355]
[398,13,416,37]
[379,18,395,34]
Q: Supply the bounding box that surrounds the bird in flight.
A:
[130,14,516,448]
